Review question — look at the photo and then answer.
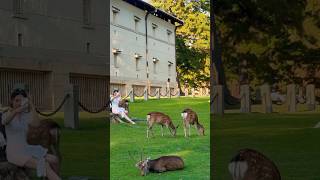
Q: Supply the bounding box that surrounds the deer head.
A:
[197,124,205,136]
[169,124,179,136]
[135,157,151,176]
[130,149,150,176]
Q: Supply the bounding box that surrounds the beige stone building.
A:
[110,0,183,96]
[0,0,109,110]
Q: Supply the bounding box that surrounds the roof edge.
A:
[122,0,184,26]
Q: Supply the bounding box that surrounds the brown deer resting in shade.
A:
[135,156,184,176]
[27,119,61,160]
[146,112,179,138]
[228,149,281,180]
[181,108,204,137]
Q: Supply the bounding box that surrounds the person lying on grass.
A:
[1,89,60,180]
[110,90,135,124]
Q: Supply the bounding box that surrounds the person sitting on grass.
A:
[110,90,135,124]
[1,89,60,180]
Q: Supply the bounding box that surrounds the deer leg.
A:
[147,127,150,138]
[161,125,164,136]
[167,125,174,136]
[147,124,154,138]
[184,122,187,137]
[157,167,166,173]
[116,116,125,123]
[188,124,191,137]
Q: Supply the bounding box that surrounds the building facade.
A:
[110,0,183,96]
[0,0,109,110]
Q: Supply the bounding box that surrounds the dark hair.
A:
[113,89,119,94]
[11,88,27,100]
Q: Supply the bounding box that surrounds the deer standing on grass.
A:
[146,112,179,138]
[181,108,204,137]
[130,151,184,176]
[228,149,281,180]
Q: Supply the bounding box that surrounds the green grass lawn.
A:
[110,97,210,180]
[50,112,108,179]
[213,106,320,180]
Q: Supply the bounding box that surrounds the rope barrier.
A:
[148,91,158,97]
[78,102,107,114]
[160,90,169,97]
[170,90,179,96]
[122,91,133,99]
[210,92,218,105]
[134,91,145,97]
[35,94,70,117]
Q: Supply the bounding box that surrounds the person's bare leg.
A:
[24,158,61,180]
[122,113,135,124]
[46,154,60,175]
[45,162,61,180]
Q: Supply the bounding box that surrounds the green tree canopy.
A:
[151,0,210,89]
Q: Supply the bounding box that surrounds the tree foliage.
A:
[151,0,210,89]
[215,0,320,89]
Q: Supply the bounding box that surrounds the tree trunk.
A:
[212,7,239,106]
[176,68,184,96]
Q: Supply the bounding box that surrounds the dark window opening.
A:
[86,42,90,53]
[18,33,23,47]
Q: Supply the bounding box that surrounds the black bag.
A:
[0,112,7,162]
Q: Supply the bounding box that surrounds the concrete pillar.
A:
[156,88,160,99]
[260,83,272,113]
[240,84,251,113]
[287,84,296,112]
[125,84,134,102]
[168,88,171,98]
[64,84,79,129]
[129,88,134,102]
[306,84,315,111]
[144,87,148,101]
[184,87,189,97]
[166,82,170,98]
[212,85,224,115]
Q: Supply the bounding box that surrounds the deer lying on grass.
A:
[181,108,204,137]
[146,112,179,138]
[228,149,281,180]
[131,151,184,176]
